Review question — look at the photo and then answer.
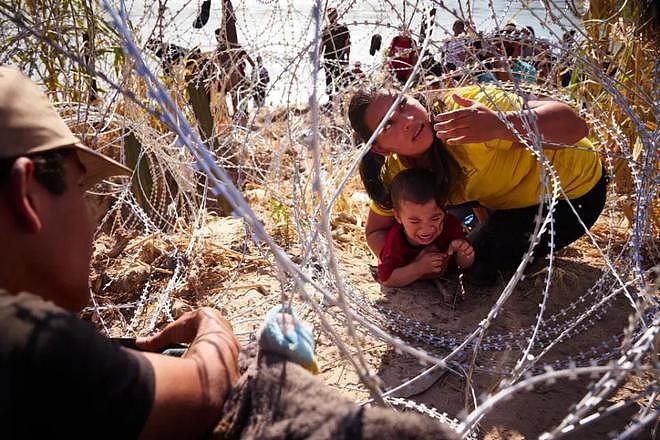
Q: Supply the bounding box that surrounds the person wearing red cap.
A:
[0,66,239,438]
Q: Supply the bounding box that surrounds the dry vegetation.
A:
[0,0,657,438]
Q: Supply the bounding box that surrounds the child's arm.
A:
[382,248,448,287]
[447,239,475,268]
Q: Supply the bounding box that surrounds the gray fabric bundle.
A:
[213,352,458,440]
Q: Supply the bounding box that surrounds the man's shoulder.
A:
[0,289,67,322]
[0,289,80,352]
[0,291,156,438]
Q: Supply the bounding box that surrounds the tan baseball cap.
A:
[0,66,131,187]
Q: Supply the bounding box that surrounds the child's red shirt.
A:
[377,214,465,282]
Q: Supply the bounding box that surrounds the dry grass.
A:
[2,1,657,436]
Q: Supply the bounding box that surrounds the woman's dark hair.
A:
[348,88,389,208]
[0,148,73,195]
[348,89,460,211]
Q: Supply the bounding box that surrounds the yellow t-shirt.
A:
[370,85,602,216]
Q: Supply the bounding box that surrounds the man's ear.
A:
[9,157,43,233]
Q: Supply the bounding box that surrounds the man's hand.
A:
[447,239,475,268]
[136,308,240,439]
[137,308,236,353]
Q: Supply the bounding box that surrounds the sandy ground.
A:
[87,188,655,439]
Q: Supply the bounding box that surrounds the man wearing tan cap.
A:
[0,66,239,438]
[0,67,460,440]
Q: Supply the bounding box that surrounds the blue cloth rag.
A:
[258,305,319,374]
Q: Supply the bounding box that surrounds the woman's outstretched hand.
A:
[433,94,506,145]
[434,93,589,148]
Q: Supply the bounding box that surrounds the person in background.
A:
[348,60,366,86]
[559,30,577,87]
[211,0,257,124]
[253,55,270,107]
[471,38,498,84]
[452,19,467,37]
[503,20,518,33]
[441,19,471,74]
[494,29,537,83]
[519,25,536,61]
[519,26,553,81]
[321,7,351,99]
[145,38,201,75]
[387,27,419,83]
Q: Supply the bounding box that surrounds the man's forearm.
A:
[137,309,239,439]
[184,316,240,409]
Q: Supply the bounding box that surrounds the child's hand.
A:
[413,248,448,275]
[447,239,475,268]
[447,239,473,255]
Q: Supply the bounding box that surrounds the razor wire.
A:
[0,0,657,438]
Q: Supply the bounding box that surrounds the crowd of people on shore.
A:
[425,19,581,88]
[146,6,581,121]
[321,13,581,99]
[147,0,271,125]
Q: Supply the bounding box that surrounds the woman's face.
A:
[364,92,434,157]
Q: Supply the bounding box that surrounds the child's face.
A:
[393,199,446,246]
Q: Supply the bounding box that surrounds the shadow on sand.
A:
[373,257,644,439]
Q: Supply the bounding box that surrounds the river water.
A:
[126,0,581,105]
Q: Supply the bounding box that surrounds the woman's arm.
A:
[433,94,589,148]
[365,210,396,256]
[506,98,589,146]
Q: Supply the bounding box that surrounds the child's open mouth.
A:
[416,233,435,243]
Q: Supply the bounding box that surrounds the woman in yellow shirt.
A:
[348,85,607,286]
